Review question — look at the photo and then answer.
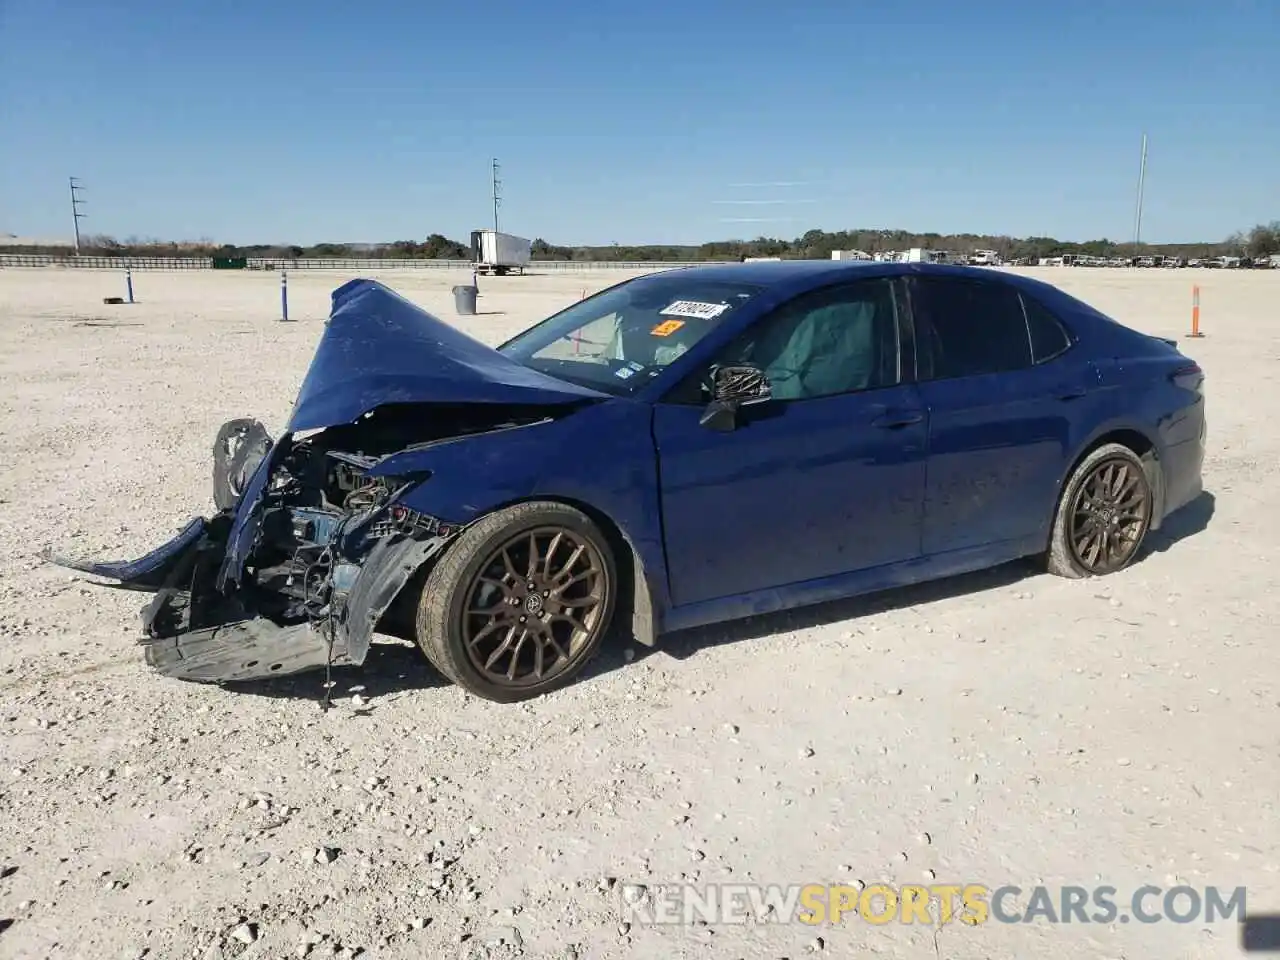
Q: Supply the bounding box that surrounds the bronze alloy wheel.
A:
[1066,455,1152,574]
[460,526,611,687]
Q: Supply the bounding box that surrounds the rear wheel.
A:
[1047,443,1153,578]
[415,501,617,702]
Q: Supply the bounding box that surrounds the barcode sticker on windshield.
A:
[660,300,730,320]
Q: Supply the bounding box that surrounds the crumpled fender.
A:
[369,401,668,645]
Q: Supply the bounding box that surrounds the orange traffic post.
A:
[1188,284,1204,338]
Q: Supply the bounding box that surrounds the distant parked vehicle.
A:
[471,229,532,276]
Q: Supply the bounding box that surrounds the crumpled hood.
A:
[287,278,608,432]
[218,278,610,592]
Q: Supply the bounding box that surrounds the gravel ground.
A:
[0,265,1276,960]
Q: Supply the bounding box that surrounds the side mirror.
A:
[698,364,771,432]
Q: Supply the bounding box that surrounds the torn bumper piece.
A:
[140,601,331,683]
[46,517,208,591]
[50,505,457,684]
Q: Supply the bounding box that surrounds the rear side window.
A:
[1022,294,1072,363]
[912,278,1032,379]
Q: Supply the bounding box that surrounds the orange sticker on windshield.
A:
[650,319,686,337]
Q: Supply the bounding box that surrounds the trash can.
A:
[452,284,478,316]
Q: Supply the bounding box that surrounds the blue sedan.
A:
[49,261,1206,702]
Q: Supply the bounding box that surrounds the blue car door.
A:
[908,274,1093,556]
[652,277,928,608]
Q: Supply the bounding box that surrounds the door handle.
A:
[872,410,924,429]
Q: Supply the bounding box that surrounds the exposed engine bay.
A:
[219,417,458,631]
[48,402,569,686]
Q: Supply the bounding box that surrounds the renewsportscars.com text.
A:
[618,882,1248,926]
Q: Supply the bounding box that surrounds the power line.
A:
[69,176,87,256]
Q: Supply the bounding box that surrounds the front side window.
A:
[912,277,1033,379]
[677,278,901,403]
[497,273,762,395]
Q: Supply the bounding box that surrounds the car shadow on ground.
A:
[595,560,1037,674]
[224,641,451,704]
[585,489,1217,678]
[222,491,1215,701]
[1141,489,1215,559]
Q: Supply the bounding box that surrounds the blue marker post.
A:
[280,267,290,322]
[125,264,135,304]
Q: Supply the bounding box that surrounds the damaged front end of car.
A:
[48,416,466,683]
[44,277,610,685]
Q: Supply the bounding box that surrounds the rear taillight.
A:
[1170,362,1203,393]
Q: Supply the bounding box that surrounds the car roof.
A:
[655,259,1060,300]
[665,259,1024,285]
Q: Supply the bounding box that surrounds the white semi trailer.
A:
[471,229,532,276]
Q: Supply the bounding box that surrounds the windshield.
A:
[497,272,763,395]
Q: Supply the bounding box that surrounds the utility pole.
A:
[491,158,502,235]
[1132,134,1148,251]
[69,176,87,255]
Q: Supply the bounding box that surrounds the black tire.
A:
[415,501,617,702]
[1046,442,1153,579]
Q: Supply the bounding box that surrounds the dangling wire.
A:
[312,513,351,712]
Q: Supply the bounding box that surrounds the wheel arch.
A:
[1052,425,1165,549]
[374,494,659,648]
[520,495,659,648]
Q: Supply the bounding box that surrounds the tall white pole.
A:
[491,158,501,235]
[1133,134,1148,250]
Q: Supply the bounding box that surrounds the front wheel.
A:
[415,501,617,702]
[1046,443,1154,578]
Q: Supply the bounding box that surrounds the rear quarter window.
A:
[1021,294,1073,363]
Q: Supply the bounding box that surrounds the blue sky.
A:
[1,0,1275,246]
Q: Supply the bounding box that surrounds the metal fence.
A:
[0,254,213,270]
[0,254,722,272]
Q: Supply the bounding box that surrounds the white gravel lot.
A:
[0,264,1276,960]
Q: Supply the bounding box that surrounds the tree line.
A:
[5,222,1277,261]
